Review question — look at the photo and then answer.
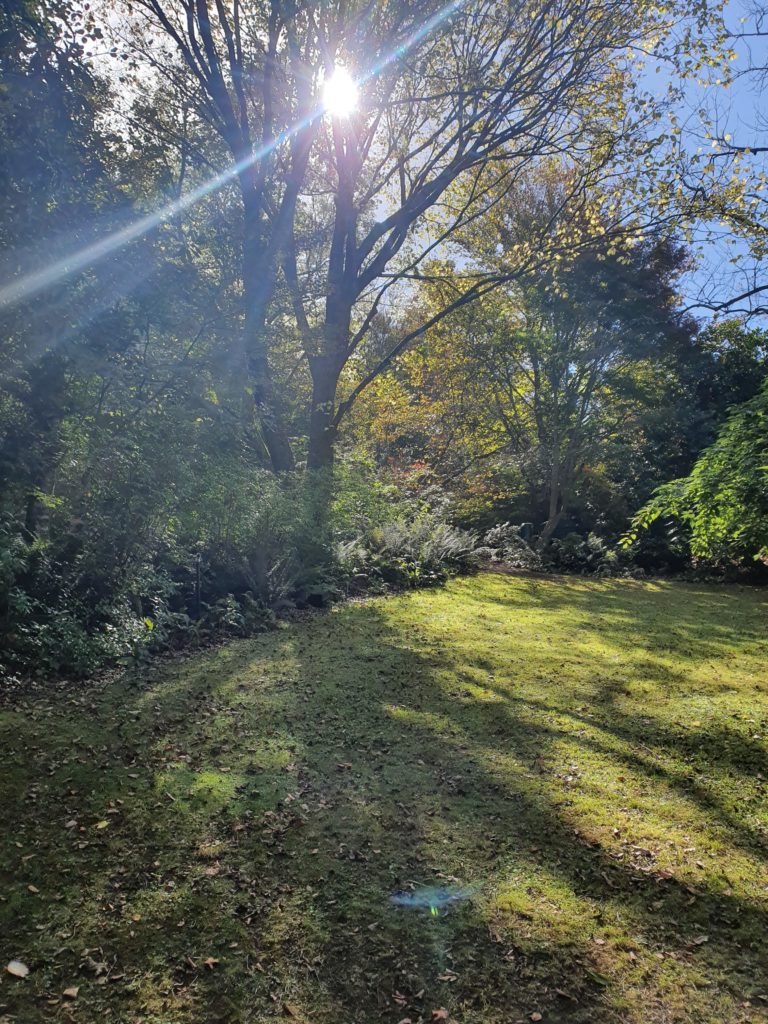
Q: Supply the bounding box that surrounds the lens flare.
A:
[390,884,476,916]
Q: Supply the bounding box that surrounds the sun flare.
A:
[322,66,358,118]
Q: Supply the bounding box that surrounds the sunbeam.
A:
[0,0,463,312]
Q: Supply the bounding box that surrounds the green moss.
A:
[1,575,767,1023]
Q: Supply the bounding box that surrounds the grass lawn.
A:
[1,574,767,1024]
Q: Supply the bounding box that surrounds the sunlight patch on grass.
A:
[1,574,767,1024]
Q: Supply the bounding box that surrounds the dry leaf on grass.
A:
[282,1002,315,1022]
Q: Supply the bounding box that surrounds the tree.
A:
[285,0,719,472]
[354,232,699,541]
[624,377,768,564]
[673,318,768,454]
[507,238,697,543]
[123,0,332,470]
[0,0,132,533]
[120,0,726,478]
[670,1,768,318]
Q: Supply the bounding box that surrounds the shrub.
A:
[623,380,768,566]
[337,510,482,591]
[482,522,543,570]
[543,532,635,577]
[0,456,487,679]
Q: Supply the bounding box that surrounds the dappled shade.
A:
[2,575,766,1023]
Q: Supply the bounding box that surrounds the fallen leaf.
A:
[94,820,109,830]
[63,986,79,999]
[6,961,30,978]
[27,884,40,893]
[431,1011,450,1021]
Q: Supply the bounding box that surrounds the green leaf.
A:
[584,968,610,986]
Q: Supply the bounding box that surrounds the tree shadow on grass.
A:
[459,574,768,662]
[1,580,766,1023]
[258,597,768,1023]
[277,589,767,1022]
[483,687,768,866]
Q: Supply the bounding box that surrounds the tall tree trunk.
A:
[538,440,563,546]
[306,353,342,537]
[307,208,354,471]
[307,354,341,472]
[242,201,295,472]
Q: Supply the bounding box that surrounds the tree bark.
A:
[538,438,563,546]
[241,198,295,472]
[307,354,341,472]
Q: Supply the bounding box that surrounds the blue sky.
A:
[666,0,768,320]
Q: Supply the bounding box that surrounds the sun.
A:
[322,66,358,118]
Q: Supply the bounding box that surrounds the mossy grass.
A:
[1,574,767,1023]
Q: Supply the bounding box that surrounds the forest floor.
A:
[1,574,768,1024]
